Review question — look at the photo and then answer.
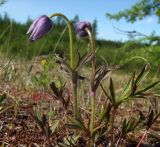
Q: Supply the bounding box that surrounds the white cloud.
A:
[145,17,156,24]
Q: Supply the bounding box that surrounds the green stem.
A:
[49,13,74,69]
[72,76,78,120]
[90,93,95,131]
[49,13,78,128]
[85,28,96,146]
[85,28,95,53]
[89,92,96,147]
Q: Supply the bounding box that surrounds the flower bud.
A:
[74,21,92,38]
[27,15,53,41]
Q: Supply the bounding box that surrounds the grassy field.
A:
[0,14,160,146]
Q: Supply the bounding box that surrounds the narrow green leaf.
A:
[100,84,112,103]
[42,114,47,124]
[153,112,160,125]
[122,118,127,134]
[139,111,146,121]
[146,110,154,129]
[51,120,59,133]
[135,65,148,85]
[91,124,103,137]
[120,75,133,99]
[67,116,84,129]
[136,81,160,94]
[57,142,69,147]
[109,78,116,104]
[0,94,6,105]
[99,105,106,122]
[131,72,135,90]
[124,119,132,133]
[76,51,94,71]
[122,118,140,135]
[65,123,82,130]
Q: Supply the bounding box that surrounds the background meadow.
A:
[0,0,160,146]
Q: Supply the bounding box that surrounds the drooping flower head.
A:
[27,15,53,41]
[74,21,92,38]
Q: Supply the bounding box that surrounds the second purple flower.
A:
[74,21,92,38]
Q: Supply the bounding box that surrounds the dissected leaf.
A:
[50,81,66,99]
[121,117,141,136]
[57,142,69,147]
[65,123,82,129]
[76,51,95,71]
[99,105,106,122]
[135,64,149,86]
[51,120,59,133]
[120,75,133,99]
[99,102,111,123]
[67,116,84,129]
[90,124,105,138]
[139,109,160,130]
[135,81,160,95]
[50,82,61,99]
[42,114,47,124]
[55,54,73,77]
[100,84,113,105]
[64,135,80,147]
[146,110,154,129]
[139,110,146,121]
[94,65,114,90]
[153,112,160,124]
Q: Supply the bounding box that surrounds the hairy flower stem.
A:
[49,13,74,69]
[85,28,96,146]
[89,93,96,147]
[49,14,78,123]
[111,107,116,147]
[72,77,78,120]
[136,130,148,147]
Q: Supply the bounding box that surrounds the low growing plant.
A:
[26,12,160,146]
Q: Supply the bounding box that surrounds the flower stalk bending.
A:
[49,13,78,121]
[49,13,74,69]
[85,27,96,146]
[27,13,78,122]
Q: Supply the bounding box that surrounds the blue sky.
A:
[0,0,159,41]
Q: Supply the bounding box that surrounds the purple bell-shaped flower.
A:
[74,21,92,38]
[27,15,53,41]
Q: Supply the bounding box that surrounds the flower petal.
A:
[74,21,92,38]
[26,15,46,34]
[27,15,53,42]
[31,16,52,41]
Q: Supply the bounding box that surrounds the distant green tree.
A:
[92,19,98,39]
[3,12,10,22]
[0,0,7,6]
[72,15,80,23]
[55,16,65,26]
[106,0,160,23]
[106,0,160,44]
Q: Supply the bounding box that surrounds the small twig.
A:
[112,24,149,38]
[0,140,10,146]
[115,136,121,147]
[0,104,14,114]
[136,130,148,147]
[0,58,12,72]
